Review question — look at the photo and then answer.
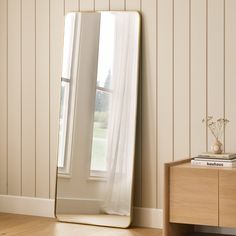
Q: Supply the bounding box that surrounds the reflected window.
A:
[58,80,70,168]
[58,13,76,174]
[90,13,115,175]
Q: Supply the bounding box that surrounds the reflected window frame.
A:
[89,84,112,179]
[57,13,77,178]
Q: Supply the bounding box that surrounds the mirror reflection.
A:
[55,11,141,228]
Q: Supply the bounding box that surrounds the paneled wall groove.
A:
[1,0,236,212]
[206,0,209,151]
[189,0,192,157]
[223,0,226,151]
[156,0,159,209]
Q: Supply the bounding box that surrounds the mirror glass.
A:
[55,11,141,228]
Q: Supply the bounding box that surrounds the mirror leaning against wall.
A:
[55,11,141,228]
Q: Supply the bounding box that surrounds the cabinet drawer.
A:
[170,166,218,226]
[219,170,236,227]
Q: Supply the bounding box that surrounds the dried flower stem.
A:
[202,116,229,141]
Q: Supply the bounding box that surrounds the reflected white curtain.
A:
[102,14,139,216]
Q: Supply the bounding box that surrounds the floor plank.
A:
[0,213,162,236]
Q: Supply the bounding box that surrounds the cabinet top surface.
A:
[170,159,236,171]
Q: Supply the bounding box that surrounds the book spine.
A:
[194,158,236,163]
[191,160,235,167]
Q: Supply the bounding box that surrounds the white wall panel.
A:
[80,0,94,11]
[7,0,22,196]
[110,0,125,10]
[126,0,140,11]
[191,0,207,156]
[157,0,173,208]
[65,0,79,13]
[174,0,190,161]
[141,0,157,208]
[21,0,36,197]
[207,0,224,151]
[36,0,50,198]
[0,0,8,195]
[50,0,64,198]
[225,0,236,153]
[95,0,109,10]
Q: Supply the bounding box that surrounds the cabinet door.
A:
[219,170,236,227]
[170,166,218,226]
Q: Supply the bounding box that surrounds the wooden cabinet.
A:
[170,166,218,226]
[164,159,236,236]
[219,170,236,228]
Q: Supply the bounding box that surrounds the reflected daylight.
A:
[55,11,141,228]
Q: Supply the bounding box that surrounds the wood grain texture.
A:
[36,0,50,198]
[174,0,190,161]
[170,165,218,226]
[0,213,162,236]
[207,0,224,151]
[0,0,7,194]
[191,0,207,156]
[164,160,195,236]
[157,0,173,208]
[141,0,157,208]
[21,0,36,197]
[219,170,236,228]
[225,0,236,153]
[163,163,170,236]
[7,0,22,196]
[50,0,64,198]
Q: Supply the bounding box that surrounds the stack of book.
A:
[191,153,236,168]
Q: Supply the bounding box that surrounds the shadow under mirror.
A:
[55,11,141,228]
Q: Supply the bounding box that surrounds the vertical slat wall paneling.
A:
[125,0,141,11]
[110,0,125,10]
[50,0,64,198]
[225,0,236,153]
[80,0,94,11]
[65,0,79,13]
[0,0,7,194]
[126,0,141,207]
[157,0,173,208]
[21,0,36,197]
[141,0,157,208]
[95,0,109,10]
[7,0,22,195]
[174,0,189,161]
[207,0,224,151]
[36,0,50,198]
[191,0,206,156]
[125,0,140,10]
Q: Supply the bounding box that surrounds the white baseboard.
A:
[0,195,163,228]
[132,207,163,229]
[0,195,55,218]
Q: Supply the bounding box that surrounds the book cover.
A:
[194,157,236,163]
[198,152,236,160]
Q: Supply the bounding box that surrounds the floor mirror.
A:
[55,11,141,228]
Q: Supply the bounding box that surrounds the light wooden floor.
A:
[0,213,162,236]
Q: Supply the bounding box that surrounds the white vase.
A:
[211,139,223,154]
